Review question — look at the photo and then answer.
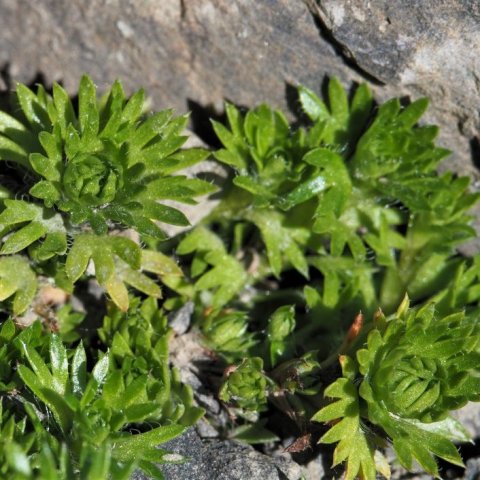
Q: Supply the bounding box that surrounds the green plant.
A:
[0,75,214,311]
[313,298,479,478]
[0,77,208,479]
[0,304,202,479]
[1,75,480,480]
[182,79,480,478]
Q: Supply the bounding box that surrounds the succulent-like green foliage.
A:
[312,355,381,480]
[265,305,296,368]
[0,400,36,479]
[209,80,376,277]
[202,309,258,361]
[175,226,248,308]
[219,357,272,412]
[202,77,480,361]
[359,299,480,422]
[98,296,205,426]
[0,76,214,236]
[208,78,476,313]
[210,99,326,277]
[209,305,322,428]
[200,79,480,478]
[1,74,480,480]
[0,75,214,480]
[0,76,214,311]
[314,299,479,478]
[0,255,37,314]
[65,233,182,311]
[0,304,200,479]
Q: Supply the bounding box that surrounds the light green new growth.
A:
[0,75,214,311]
[200,78,480,478]
[1,75,480,480]
[0,77,208,479]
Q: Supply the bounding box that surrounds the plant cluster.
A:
[185,79,480,478]
[0,77,207,479]
[0,75,480,479]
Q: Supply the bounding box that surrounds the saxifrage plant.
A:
[0,74,479,480]
[181,79,480,479]
[0,75,214,312]
[0,77,207,479]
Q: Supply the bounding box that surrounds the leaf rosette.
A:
[62,153,120,207]
[0,76,216,310]
[358,300,480,423]
[315,299,480,478]
[210,78,477,297]
[210,81,365,277]
[0,75,216,238]
[219,357,272,412]
[202,310,258,361]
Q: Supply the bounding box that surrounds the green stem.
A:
[380,215,427,312]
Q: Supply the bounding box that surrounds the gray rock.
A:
[167,327,231,431]
[463,457,480,480]
[310,1,480,83]
[452,402,480,440]
[168,301,194,335]
[304,454,326,479]
[0,0,358,120]
[194,418,220,439]
[132,428,304,480]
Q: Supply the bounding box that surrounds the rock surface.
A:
[131,428,305,480]
[463,458,480,480]
[0,0,358,120]
[452,402,480,440]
